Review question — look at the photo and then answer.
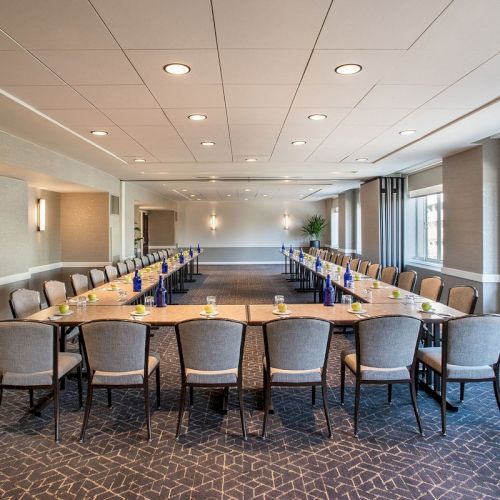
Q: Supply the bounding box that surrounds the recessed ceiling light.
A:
[263,194,268,197]
[291,141,307,146]
[162,183,166,186]
[140,171,145,174]
[133,158,146,163]
[190,194,195,197]
[226,194,231,197]
[201,141,215,146]
[210,179,217,183]
[196,198,201,200]
[284,179,291,183]
[244,188,251,192]
[245,158,257,162]
[244,198,248,201]
[188,114,207,121]
[181,189,188,192]
[91,130,108,136]
[308,114,327,121]
[399,129,416,136]
[330,171,341,174]
[335,64,362,75]
[164,63,191,75]
[308,188,314,191]
[356,158,369,162]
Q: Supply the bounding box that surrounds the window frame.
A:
[412,192,443,264]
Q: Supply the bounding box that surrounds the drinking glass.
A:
[274,295,285,308]
[145,296,155,309]
[118,290,128,302]
[362,289,373,303]
[77,296,87,309]
[341,295,353,306]
[404,294,415,306]
[207,296,217,310]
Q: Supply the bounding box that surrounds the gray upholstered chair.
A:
[0,320,82,442]
[134,257,143,270]
[116,261,128,277]
[89,269,105,288]
[9,289,41,319]
[43,280,67,307]
[175,319,247,440]
[417,315,500,435]
[340,316,423,437]
[358,260,371,275]
[335,254,344,265]
[419,276,443,302]
[153,252,160,262]
[447,285,478,314]
[105,265,118,282]
[71,274,89,296]
[147,254,155,264]
[341,255,351,268]
[262,318,334,439]
[397,270,417,292]
[381,266,398,286]
[367,263,380,280]
[125,259,135,273]
[350,258,360,272]
[141,255,149,267]
[78,320,160,442]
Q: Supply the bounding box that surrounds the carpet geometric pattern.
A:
[0,266,499,498]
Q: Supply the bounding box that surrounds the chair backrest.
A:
[153,252,160,262]
[141,255,149,267]
[116,262,128,277]
[381,266,398,285]
[367,263,380,279]
[43,280,67,307]
[358,260,371,275]
[9,289,41,319]
[176,319,245,377]
[263,318,332,372]
[134,257,143,270]
[335,254,343,265]
[147,254,155,264]
[447,285,478,314]
[125,259,135,273]
[0,320,56,376]
[397,270,417,292]
[309,248,317,256]
[79,320,149,375]
[444,315,500,368]
[105,265,118,282]
[341,255,351,268]
[71,274,89,296]
[419,276,443,301]
[350,257,360,272]
[356,316,421,369]
[89,269,105,288]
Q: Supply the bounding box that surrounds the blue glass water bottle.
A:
[197,243,201,253]
[155,276,167,307]
[344,261,353,288]
[179,252,185,264]
[282,242,285,252]
[162,257,168,274]
[299,248,304,263]
[189,245,194,258]
[315,255,321,272]
[133,269,142,292]
[289,244,293,255]
[323,274,334,307]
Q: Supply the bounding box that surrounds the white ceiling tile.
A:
[91,0,216,49]
[40,109,115,128]
[0,0,118,49]
[0,85,92,109]
[74,85,158,109]
[34,50,141,85]
[342,108,413,127]
[149,84,224,108]
[230,125,282,155]
[0,51,62,85]
[317,0,449,49]
[294,82,374,107]
[227,107,288,125]
[225,85,297,107]
[0,31,21,50]
[126,49,221,86]
[213,0,331,49]
[220,49,310,85]
[357,85,446,109]
[103,108,167,127]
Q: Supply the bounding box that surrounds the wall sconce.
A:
[37,198,46,231]
[283,214,289,230]
[210,214,217,231]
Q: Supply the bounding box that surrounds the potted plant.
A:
[134,224,143,257]
[301,214,327,248]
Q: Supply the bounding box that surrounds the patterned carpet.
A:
[0,266,499,499]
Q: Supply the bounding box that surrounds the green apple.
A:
[110,283,118,290]
[392,289,401,299]
[421,302,432,311]
[373,281,380,289]
[125,277,132,284]
[351,302,362,312]
[337,266,342,272]
[354,274,361,281]
[135,304,146,314]
[204,304,215,314]
[59,304,69,314]
[277,303,287,313]
[87,293,97,302]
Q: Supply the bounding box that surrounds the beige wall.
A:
[149,210,176,247]
[60,192,110,262]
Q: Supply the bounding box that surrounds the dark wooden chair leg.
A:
[77,365,83,409]
[189,386,194,407]
[144,380,151,441]
[388,384,392,404]
[321,382,332,438]
[340,362,346,405]
[493,376,500,411]
[156,366,161,409]
[262,379,271,439]
[410,380,423,435]
[311,386,316,406]
[176,384,186,439]
[29,389,34,409]
[107,388,112,407]
[79,384,93,443]
[0,388,3,406]
[459,382,465,402]
[441,378,447,436]
[238,381,247,440]
[53,381,60,443]
[354,380,361,438]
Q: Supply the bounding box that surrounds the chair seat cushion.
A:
[185,367,238,385]
[1,352,82,386]
[417,347,494,380]
[92,353,159,386]
[342,350,410,381]
[263,355,322,383]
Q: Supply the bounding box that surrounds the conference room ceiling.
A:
[0,0,499,201]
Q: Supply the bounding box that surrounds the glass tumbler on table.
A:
[206,295,217,313]
[145,296,155,309]
[77,296,87,309]
[341,295,353,306]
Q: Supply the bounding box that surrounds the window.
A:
[413,193,443,262]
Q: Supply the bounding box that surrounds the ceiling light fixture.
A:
[263,194,268,197]
[133,158,146,163]
[244,198,248,201]
[335,64,362,75]
[245,158,257,162]
[188,114,207,121]
[399,129,416,136]
[291,140,306,146]
[308,114,327,121]
[308,188,314,191]
[201,141,215,146]
[356,158,369,162]
[244,188,251,192]
[164,63,191,75]
[91,130,108,136]
[226,194,231,197]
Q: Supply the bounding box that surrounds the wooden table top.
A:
[28,304,248,326]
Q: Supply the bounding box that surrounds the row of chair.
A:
[308,248,479,315]
[1,315,498,442]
